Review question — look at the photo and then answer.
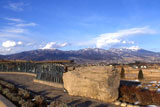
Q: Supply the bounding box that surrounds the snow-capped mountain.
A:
[0,48,160,64]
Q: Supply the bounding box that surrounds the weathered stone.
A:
[114,101,121,105]
[133,106,140,107]
[121,102,127,107]
[63,66,120,103]
[127,104,134,107]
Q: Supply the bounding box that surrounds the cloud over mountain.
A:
[41,42,68,49]
[96,26,156,48]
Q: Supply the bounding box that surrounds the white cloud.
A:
[0,17,38,55]
[17,41,23,45]
[2,18,37,35]
[122,40,134,44]
[129,41,135,44]
[26,42,34,46]
[0,32,21,38]
[0,48,13,55]
[2,28,26,34]
[42,42,56,49]
[2,40,23,48]
[4,2,25,12]
[5,48,12,51]
[123,46,141,51]
[59,42,68,47]
[96,26,156,48]
[122,41,126,44]
[4,17,23,22]
[16,23,37,27]
[41,42,68,49]
[2,40,16,48]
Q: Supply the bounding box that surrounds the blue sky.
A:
[0,0,160,54]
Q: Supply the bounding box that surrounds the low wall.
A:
[0,72,36,77]
[33,79,64,88]
[0,62,67,86]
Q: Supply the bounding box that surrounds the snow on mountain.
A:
[0,48,160,64]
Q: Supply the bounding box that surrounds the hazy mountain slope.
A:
[0,48,160,64]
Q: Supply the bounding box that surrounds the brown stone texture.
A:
[63,66,120,102]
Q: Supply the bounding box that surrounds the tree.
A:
[138,69,144,80]
[120,67,125,79]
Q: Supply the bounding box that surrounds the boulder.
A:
[63,66,120,102]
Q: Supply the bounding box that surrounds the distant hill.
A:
[0,48,160,64]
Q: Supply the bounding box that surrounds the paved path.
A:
[0,72,115,107]
[0,94,16,107]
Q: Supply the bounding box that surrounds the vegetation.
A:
[138,69,144,80]
[120,67,125,79]
[119,85,160,105]
[0,79,69,107]
[119,85,138,103]
[50,100,69,107]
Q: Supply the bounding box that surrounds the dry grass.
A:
[119,66,160,81]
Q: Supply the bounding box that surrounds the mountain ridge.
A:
[0,48,160,64]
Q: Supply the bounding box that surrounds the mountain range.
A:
[0,48,160,64]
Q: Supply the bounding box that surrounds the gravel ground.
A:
[0,73,115,107]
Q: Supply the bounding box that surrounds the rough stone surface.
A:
[63,66,120,103]
[127,104,134,107]
[121,102,127,107]
[114,101,121,105]
[133,106,140,107]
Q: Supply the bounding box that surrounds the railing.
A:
[0,61,69,84]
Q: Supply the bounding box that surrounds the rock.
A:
[127,104,134,107]
[121,102,127,107]
[133,106,140,107]
[63,66,120,102]
[134,101,140,105]
[114,101,121,105]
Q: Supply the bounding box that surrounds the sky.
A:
[0,0,160,54]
